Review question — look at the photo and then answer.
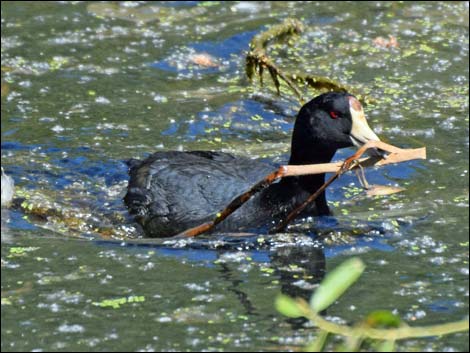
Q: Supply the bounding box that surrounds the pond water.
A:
[1,1,468,351]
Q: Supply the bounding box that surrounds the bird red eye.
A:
[329,111,339,119]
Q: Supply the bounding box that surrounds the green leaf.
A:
[310,258,365,313]
[365,310,402,329]
[275,294,304,318]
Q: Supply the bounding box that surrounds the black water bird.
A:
[124,92,380,237]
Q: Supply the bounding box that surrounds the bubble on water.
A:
[152,94,168,103]
[157,316,172,323]
[405,309,427,321]
[37,302,61,312]
[51,125,65,133]
[184,283,208,292]
[95,96,111,104]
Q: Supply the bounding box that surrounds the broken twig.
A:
[178,142,426,237]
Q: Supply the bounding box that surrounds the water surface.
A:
[1,1,469,351]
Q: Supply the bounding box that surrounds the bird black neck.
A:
[284,135,337,216]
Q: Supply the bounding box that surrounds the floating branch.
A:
[246,19,372,104]
[178,142,426,237]
[246,19,306,102]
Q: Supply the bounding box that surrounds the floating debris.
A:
[365,185,406,197]
[92,295,145,309]
[373,35,399,48]
[189,53,219,68]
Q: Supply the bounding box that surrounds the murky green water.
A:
[1,1,468,351]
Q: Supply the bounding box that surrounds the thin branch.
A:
[273,172,341,233]
[273,142,425,232]
[178,168,288,237]
[178,142,426,237]
[296,299,469,341]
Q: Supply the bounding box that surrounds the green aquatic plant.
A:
[246,19,372,104]
[92,296,145,309]
[7,247,40,258]
[275,258,469,352]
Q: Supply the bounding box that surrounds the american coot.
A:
[124,92,380,237]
